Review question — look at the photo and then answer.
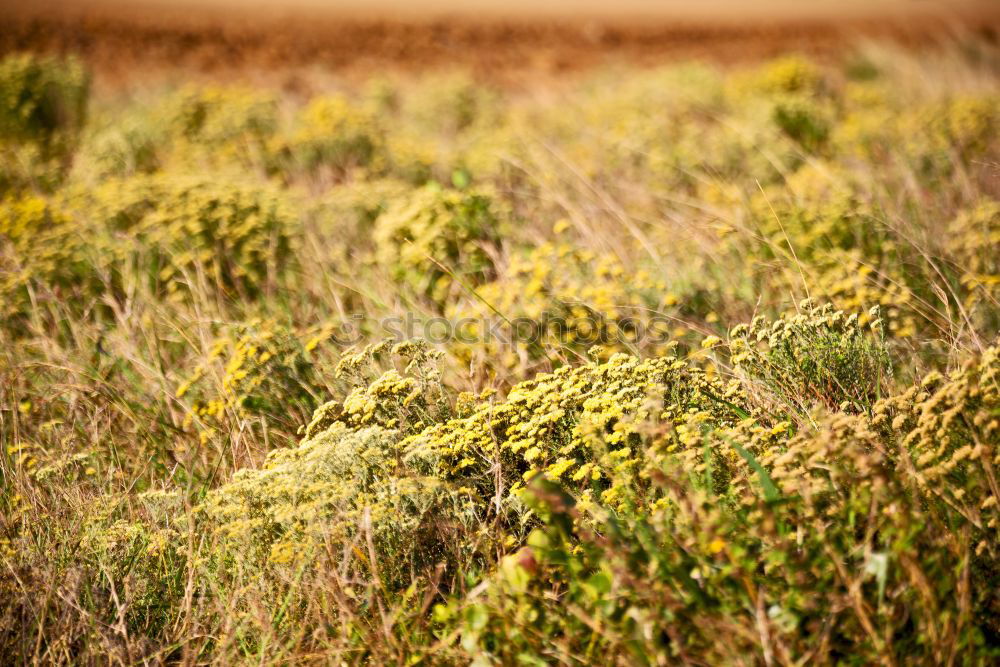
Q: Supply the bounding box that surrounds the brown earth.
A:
[1,0,998,87]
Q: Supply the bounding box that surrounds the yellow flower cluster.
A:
[947,200,1000,326]
[273,94,379,180]
[196,424,484,587]
[768,341,1000,558]
[728,301,891,415]
[0,194,108,324]
[177,320,333,443]
[446,242,680,370]
[373,184,505,303]
[82,173,298,298]
[405,346,745,511]
[166,85,278,168]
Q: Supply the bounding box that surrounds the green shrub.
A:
[168,86,277,147]
[454,343,1000,665]
[196,423,486,589]
[947,199,1000,331]
[729,301,891,416]
[0,54,89,189]
[402,72,503,135]
[85,174,298,299]
[0,54,88,153]
[176,320,329,443]
[0,194,107,325]
[743,55,825,96]
[771,96,831,151]
[272,95,380,181]
[83,111,165,177]
[405,343,746,518]
[373,184,505,303]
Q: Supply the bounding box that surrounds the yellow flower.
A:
[701,336,722,349]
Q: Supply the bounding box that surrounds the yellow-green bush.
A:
[83,174,298,298]
[401,72,504,136]
[405,343,746,516]
[2,175,300,331]
[373,184,505,303]
[948,199,1000,329]
[747,162,881,259]
[0,54,88,152]
[729,301,891,415]
[770,94,833,152]
[302,178,411,276]
[0,54,89,189]
[165,86,278,168]
[327,339,453,434]
[176,320,332,444]
[0,194,106,325]
[836,91,999,175]
[454,343,1000,665]
[81,108,165,178]
[272,94,380,181]
[5,43,1000,664]
[445,241,683,371]
[195,424,484,589]
[733,55,826,97]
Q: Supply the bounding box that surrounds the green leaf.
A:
[581,571,612,599]
[722,434,781,503]
[464,603,490,633]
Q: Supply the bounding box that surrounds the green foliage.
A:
[0,53,88,152]
[406,345,746,515]
[5,44,1000,664]
[729,301,892,415]
[0,53,89,190]
[771,95,830,151]
[176,320,331,441]
[83,110,165,178]
[947,199,1000,331]
[741,55,825,96]
[196,424,485,589]
[374,184,505,302]
[85,174,298,298]
[456,344,1000,665]
[272,94,380,180]
[0,194,104,325]
[165,86,277,168]
[170,86,277,144]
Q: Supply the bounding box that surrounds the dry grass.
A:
[1,34,1000,664]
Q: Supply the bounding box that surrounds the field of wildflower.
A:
[1,36,999,664]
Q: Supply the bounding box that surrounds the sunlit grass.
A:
[2,41,999,662]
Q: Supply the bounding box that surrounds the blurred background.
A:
[2,0,998,88]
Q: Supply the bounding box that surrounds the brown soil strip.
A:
[1,1,997,86]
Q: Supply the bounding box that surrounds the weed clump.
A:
[5,45,1000,665]
[454,342,1000,665]
[373,184,505,303]
[273,94,380,181]
[0,54,89,189]
[86,174,298,298]
[0,195,104,326]
[729,301,892,415]
[196,424,485,588]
